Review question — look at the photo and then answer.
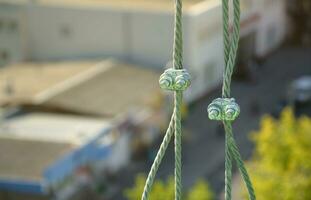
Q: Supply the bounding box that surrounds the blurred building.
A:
[0,0,288,102]
[0,59,165,199]
[0,1,27,66]
[0,0,292,199]
[286,0,311,45]
[0,112,123,199]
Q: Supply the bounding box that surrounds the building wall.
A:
[187,4,223,101]
[27,5,126,61]
[1,1,288,101]
[255,0,288,57]
[128,10,174,68]
[97,131,130,173]
[0,3,27,66]
[125,4,224,102]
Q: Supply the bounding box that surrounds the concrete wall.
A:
[1,1,288,102]
[27,5,126,61]
[255,0,287,57]
[128,10,174,68]
[184,3,223,101]
[0,4,27,66]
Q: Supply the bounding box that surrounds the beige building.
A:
[0,0,288,102]
[0,59,166,198]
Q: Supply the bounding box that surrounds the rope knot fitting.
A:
[207,98,240,121]
[159,68,191,91]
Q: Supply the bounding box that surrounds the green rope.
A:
[225,131,233,200]
[221,0,256,199]
[174,92,183,200]
[226,123,256,200]
[141,113,175,200]
[141,0,185,199]
[172,0,183,199]
[222,0,236,198]
[222,0,230,68]
[173,0,183,70]
[221,0,232,199]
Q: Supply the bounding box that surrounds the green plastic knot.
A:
[207,98,240,121]
[159,68,191,91]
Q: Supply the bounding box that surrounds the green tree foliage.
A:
[249,107,311,199]
[124,174,214,200]
[186,179,214,200]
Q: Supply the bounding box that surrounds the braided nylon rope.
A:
[141,113,175,200]
[221,1,233,198]
[172,0,183,199]
[221,0,256,199]
[141,0,184,199]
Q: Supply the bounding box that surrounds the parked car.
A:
[273,76,311,117]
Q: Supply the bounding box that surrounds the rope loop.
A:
[159,68,191,91]
[207,98,240,121]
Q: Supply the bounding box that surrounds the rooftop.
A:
[40,60,161,117]
[0,138,73,181]
[0,61,95,106]
[0,112,110,145]
[0,112,110,181]
[0,60,161,117]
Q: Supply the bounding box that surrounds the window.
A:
[59,24,73,38]
[0,50,9,62]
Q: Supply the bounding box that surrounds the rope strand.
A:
[141,0,184,199]
[174,92,183,200]
[225,130,233,200]
[227,128,256,200]
[141,114,175,200]
[221,1,233,199]
[173,0,183,70]
[222,0,230,67]
[173,1,184,199]
[221,0,256,199]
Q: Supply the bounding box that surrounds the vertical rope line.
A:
[141,0,184,199]
[224,122,233,200]
[221,1,232,199]
[173,0,183,70]
[222,0,240,98]
[222,0,230,67]
[221,0,256,199]
[141,114,175,200]
[174,92,182,200]
[173,0,183,199]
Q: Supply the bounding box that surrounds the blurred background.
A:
[0,0,310,199]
